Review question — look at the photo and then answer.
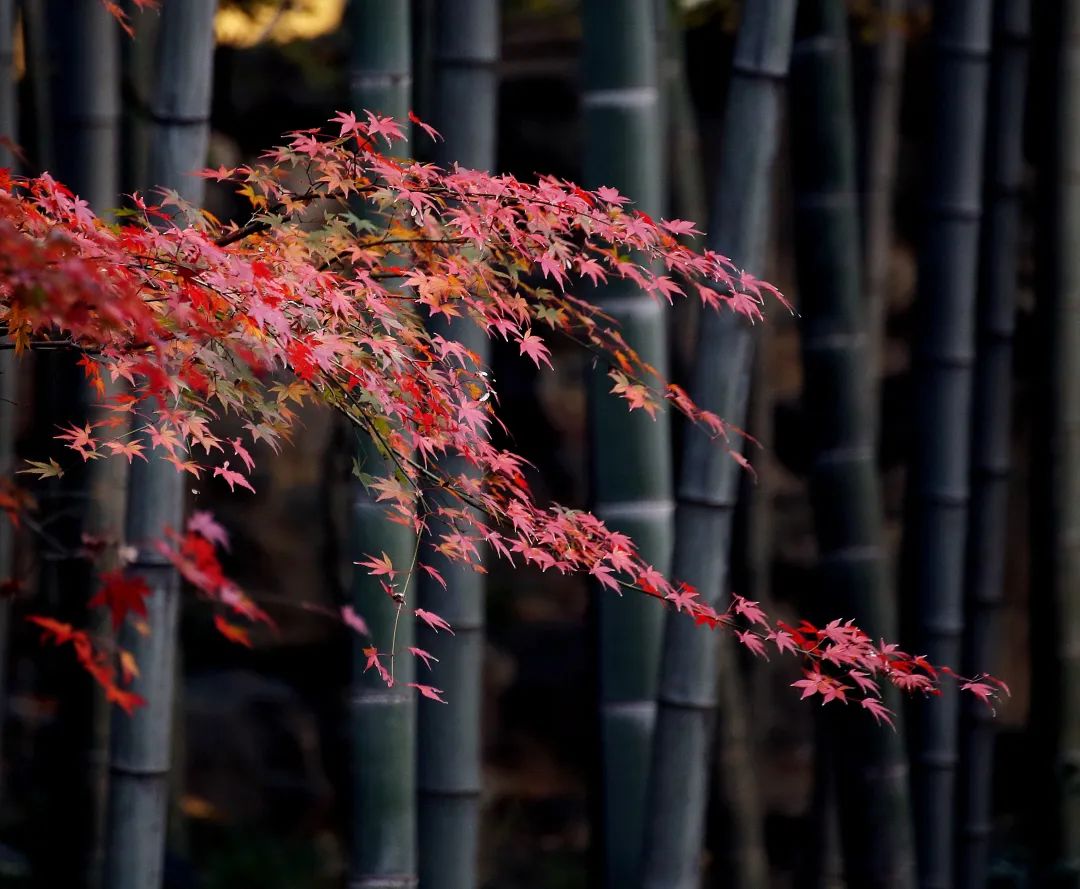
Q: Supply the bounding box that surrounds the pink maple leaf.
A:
[732,595,769,628]
[666,582,699,613]
[766,629,797,657]
[518,331,552,369]
[213,461,255,493]
[408,646,439,670]
[187,511,230,550]
[860,697,896,730]
[736,629,768,660]
[408,682,447,703]
[341,606,370,636]
[415,607,454,635]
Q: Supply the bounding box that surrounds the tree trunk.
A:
[1031,1,1080,886]
[903,4,992,888]
[791,2,916,886]
[415,3,497,888]
[582,1,673,886]
[640,3,796,888]
[956,3,1029,889]
[347,4,418,887]
[101,4,216,889]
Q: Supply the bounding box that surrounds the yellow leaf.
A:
[119,650,140,684]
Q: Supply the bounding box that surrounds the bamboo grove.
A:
[0,0,1066,887]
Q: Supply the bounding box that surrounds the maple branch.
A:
[389,599,404,682]
[213,221,272,248]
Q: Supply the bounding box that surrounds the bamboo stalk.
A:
[349,437,418,889]
[120,0,160,196]
[791,2,916,886]
[0,0,14,170]
[101,5,216,889]
[347,4,417,887]
[415,2,497,887]
[35,5,120,885]
[1031,0,1080,884]
[0,0,13,825]
[48,0,119,210]
[956,3,1028,888]
[640,4,796,888]
[582,2,674,885]
[857,0,906,408]
[20,0,53,171]
[903,4,993,888]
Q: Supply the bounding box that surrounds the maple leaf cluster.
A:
[0,110,1004,717]
[27,614,144,715]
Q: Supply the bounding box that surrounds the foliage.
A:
[0,108,1004,723]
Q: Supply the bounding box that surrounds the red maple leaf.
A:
[106,683,147,716]
[214,615,253,648]
[27,615,78,646]
[89,572,151,629]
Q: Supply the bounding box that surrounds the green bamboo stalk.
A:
[1031,1,1080,884]
[956,3,1028,888]
[348,4,417,887]
[101,4,217,889]
[414,2,497,887]
[581,3,673,885]
[791,2,916,886]
[640,4,796,888]
[904,4,992,888]
[857,0,906,406]
[348,436,418,889]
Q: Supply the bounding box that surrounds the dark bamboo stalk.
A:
[415,3,497,887]
[20,0,53,171]
[101,5,217,889]
[48,0,119,210]
[1030,1,1080,885]
[857,0,906,405]
[640,4,796,887]
[347,5,417,887]
[36,5,120,885]
[904,4,993,888]
[582,1,673,885]
[956,3,1029,888]
[120,0,160,195]
[656,0,707,389]
[0,0,14,820]
[0,0,14,170]
[791,2,916,886]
